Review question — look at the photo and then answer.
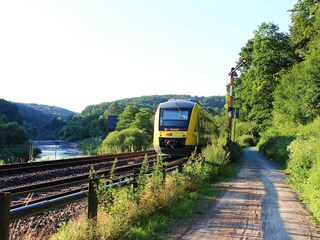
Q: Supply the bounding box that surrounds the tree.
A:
[59,118,85,142]
[103,101,121,118]
[273,40,320,125]
[0,99,23,124]
[235,22,296,131]
[290,0,320,58]
[100,128,150,153]
[0,122,28,145]
[116,105,140,131]
[130,108,154,138]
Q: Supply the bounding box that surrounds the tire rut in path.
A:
[169,147,320,240]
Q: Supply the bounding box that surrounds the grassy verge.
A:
[49,139,239,240]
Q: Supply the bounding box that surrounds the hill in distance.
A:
[6,95,225,140]
[81,94,226,116]
[16,103,79,140]
[16,103,79,121]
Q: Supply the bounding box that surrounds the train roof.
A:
[159,99,199,109]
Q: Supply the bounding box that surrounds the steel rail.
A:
[0,150,156,176]
[0,156,190,240]
[5,157,159,195]
[8,157,188,209]
[9,157,188,221]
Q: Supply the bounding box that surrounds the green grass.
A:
[127,183,219,240]
[50,138,239,240]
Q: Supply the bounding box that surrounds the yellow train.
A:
[153,99,217,156]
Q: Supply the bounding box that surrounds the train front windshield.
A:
[159,108,191,131]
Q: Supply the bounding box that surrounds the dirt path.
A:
[169,147,320,240]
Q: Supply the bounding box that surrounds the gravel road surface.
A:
[170,147,320,240]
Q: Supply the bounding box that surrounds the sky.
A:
[0,0,297,113]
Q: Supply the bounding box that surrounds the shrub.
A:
[286,118,320,186]
[99,128,150,153]
[257,123,298,166]
[286,117,320,222]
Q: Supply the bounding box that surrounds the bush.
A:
[0,145,31,164]
[286,118,320,185]
[286,117,320,222]
[233,121,259,147]
[99,128,150,153]
[257,123,298,166]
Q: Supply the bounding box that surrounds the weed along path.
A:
[169,147,320,240]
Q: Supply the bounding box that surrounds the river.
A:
[32,140,87,161]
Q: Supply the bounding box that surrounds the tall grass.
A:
[50,139,237,240]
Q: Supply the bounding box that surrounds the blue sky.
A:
[0,0,296,112]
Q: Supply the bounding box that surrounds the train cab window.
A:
[159,109,191,131]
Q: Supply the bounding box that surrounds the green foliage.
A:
[59,117,86,142]
[236,22,296,132]
[233,121,259,146]
[257,122,298,166]
[0,122,28,145]
[273,40,320,125]
[136,155,150,192]
[98,104,154,154]
[103,101,121,118]
[16,102,74,139]
[286,118,320,186]
[149,155,165,191]
[226,0,320,226]
[116,105,153,142]
[290,0,320,58]
[0,146,31,164]
[285,117,320,222]
[183,139,234,185]
[99,128,150,153]
[227,141,242,162]
[78,138,102,155]
[116,105,140,131]
[0,99,23,124]
[131,108,154,138]
[0,99,32,163]
[60,95,224,145]
[82,95,225,117]
[0,119,32,163]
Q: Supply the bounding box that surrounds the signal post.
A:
[227,59,247,143]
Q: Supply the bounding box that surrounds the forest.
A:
[233,0,320,222]
[0,100,76,163]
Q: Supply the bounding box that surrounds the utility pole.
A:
[227,59,247,143]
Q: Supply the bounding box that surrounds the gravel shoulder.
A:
[168,147,320,240]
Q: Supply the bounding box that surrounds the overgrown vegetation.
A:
[285,118,320,221]
[232,0,320,223]
[50,137,238,240]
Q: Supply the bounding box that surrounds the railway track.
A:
[0,150,158,189]
[0,150,156,177]
[1,151,187,216]
[1,150,160,207]
[0,150,188,239]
